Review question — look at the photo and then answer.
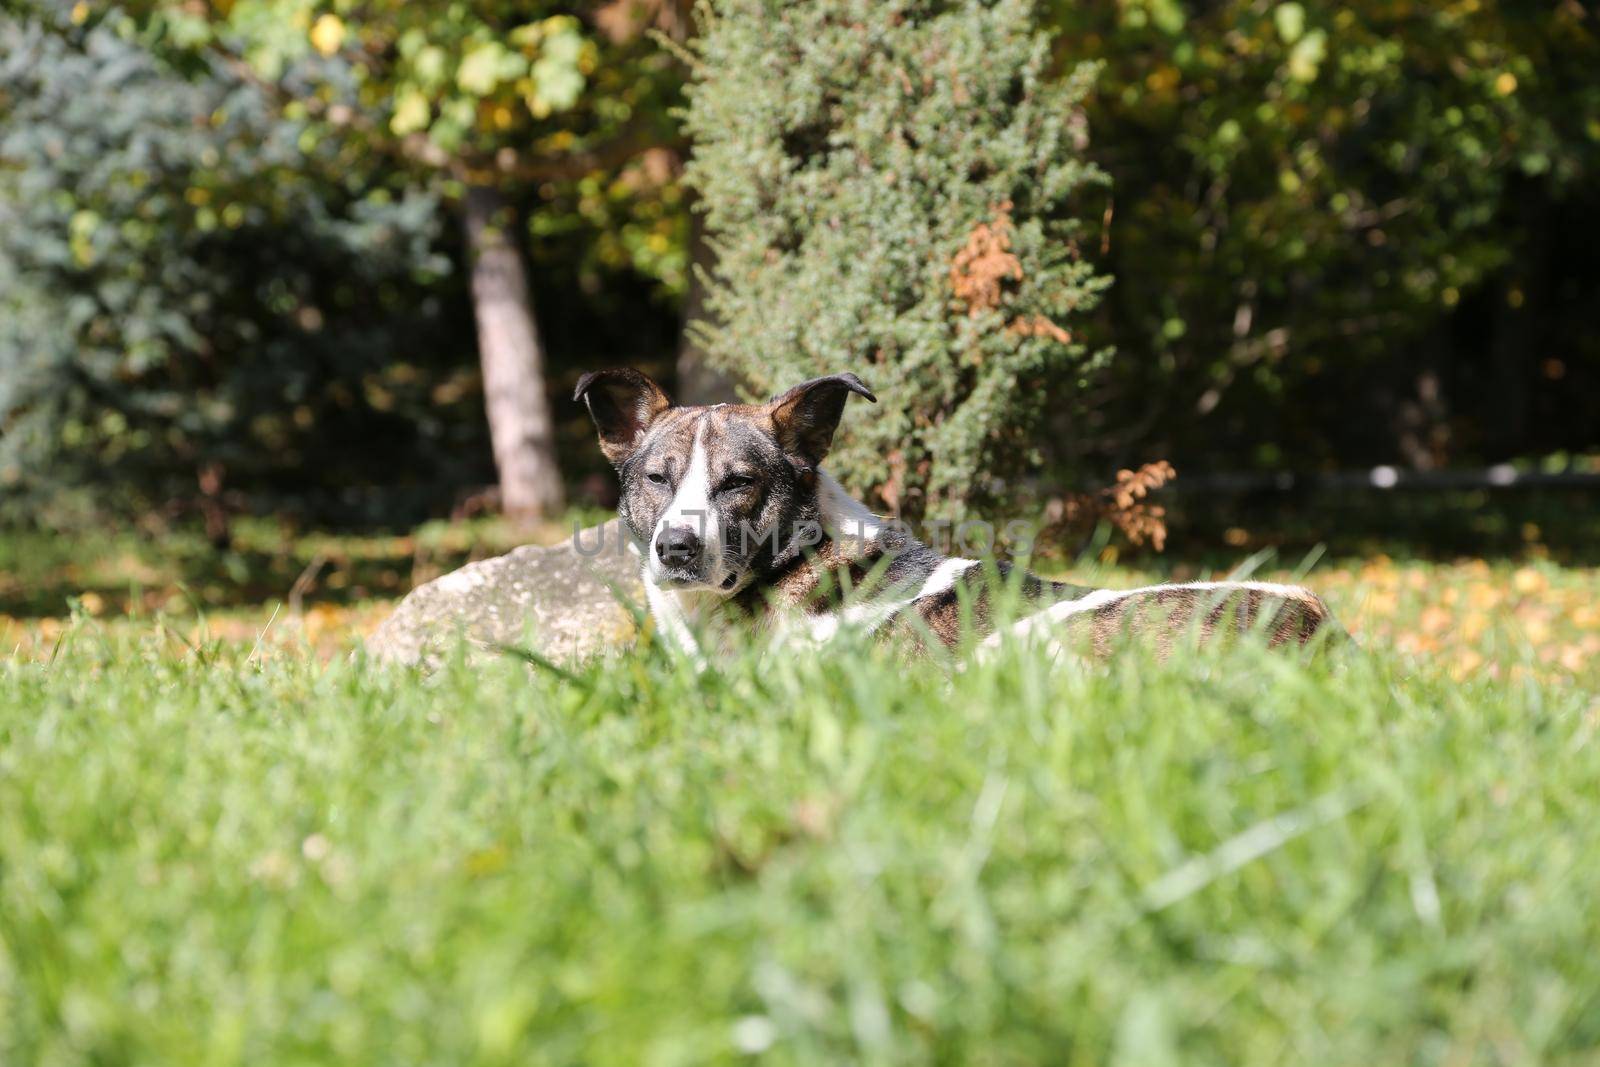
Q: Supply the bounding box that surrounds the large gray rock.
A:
[367,520,644,667]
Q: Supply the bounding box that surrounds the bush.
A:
[0,9,474,517]
[684,0,1109,520]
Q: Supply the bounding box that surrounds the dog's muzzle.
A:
[655,524,704,568]
[651,524,744,592]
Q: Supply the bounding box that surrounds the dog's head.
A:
[575,368,876,594]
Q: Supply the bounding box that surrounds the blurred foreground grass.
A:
[2,588,1598,1064]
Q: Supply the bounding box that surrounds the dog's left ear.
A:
[574,368,673,467]
[766,372,877,467]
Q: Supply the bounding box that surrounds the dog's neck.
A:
[813,470,890,548]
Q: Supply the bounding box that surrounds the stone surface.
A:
[366,520,644,667]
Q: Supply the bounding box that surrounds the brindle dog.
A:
[576,368,1340,660]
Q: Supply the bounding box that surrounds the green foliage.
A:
[1049,0,1600,468]
[6,0,1598,523]
[131,0,686,214]
[111,0,694,358]
[3,595,1600,1062]
[0,7,478,509]
[0,2,695,518]
[684,0,1109,519]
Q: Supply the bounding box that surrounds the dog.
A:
[575,368,1340,661]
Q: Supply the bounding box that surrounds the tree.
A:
[461,184,564,517]
[129,0,685,521]
[683,0,1108,520]
[1047,0,1600,471]
[673,202,737,405]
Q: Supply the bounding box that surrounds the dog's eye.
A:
[645,472,669,486]
[717,474,754,494]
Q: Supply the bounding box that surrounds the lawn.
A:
[2,516,1598,1064]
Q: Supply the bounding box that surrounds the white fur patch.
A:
[916,558,977,600]
[644,578,702,656]
[984,580,1312,646]
[649,419,723,583]
[793,601,898,645]
[816,470,884,548]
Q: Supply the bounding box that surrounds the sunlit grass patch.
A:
[1049,555,1600,688]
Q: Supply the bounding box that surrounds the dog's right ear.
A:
[574,368,672,467]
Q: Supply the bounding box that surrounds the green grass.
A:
[4,606,1599,1065]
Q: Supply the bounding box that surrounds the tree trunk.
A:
[674,201,738,405]
[462,184,564,521]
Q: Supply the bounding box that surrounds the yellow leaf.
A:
[310,14,345,58]
[390,89,431,135]
[1495,72,1518,96]
[464,846,509,877]
[1287,29,1326,83]
[1420,605,1451,634]
[1512,568,1545,595]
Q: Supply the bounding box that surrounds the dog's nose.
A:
[655,525,704,565]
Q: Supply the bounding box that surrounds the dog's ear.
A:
[765,372,877,467]
[574,368,672,467]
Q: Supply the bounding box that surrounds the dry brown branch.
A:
[1006,315,1072,344]
[950,203,1073,343]
[949,201,1022,315]
[1044,461,1176,551]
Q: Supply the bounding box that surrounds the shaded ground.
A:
[1161,485,1600,567]
[0,513,595,619]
